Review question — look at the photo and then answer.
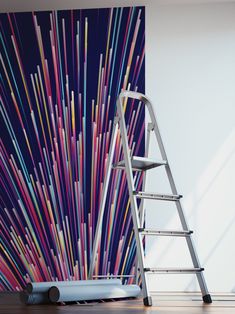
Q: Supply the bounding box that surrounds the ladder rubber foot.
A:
[143,296,152,306]
[203,294,212,304]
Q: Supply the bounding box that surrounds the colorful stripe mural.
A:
[0,7,145,291]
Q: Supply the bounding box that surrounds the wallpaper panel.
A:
[0,7,145,290]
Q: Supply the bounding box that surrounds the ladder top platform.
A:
[113,156,167,171]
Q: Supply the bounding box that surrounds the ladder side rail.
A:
[88,118,119,279]
[135,122,152,284]
[146,98,210,297]
[118,91,154,225]
[117,94,152,305]
[139,122,152,226]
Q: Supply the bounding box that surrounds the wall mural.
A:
[0,7,145,290]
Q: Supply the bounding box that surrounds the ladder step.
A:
[144,267,204,274]
[134,191,182,201]
[113,156,167,171]
[92,275,135,278]
[138,228,193,237]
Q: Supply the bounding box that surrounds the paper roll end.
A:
[48,286,60,302]
[26,283,33,293]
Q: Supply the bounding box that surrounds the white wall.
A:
[1,0,235,293]
[145,2,235,293]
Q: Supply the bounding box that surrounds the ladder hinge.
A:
[114,116,120,124]
[148,122,155,131]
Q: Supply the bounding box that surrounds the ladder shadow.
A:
[185,213,235,291]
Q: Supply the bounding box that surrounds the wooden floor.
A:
[0,292,235,314]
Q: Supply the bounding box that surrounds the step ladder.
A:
[89,91,212,306]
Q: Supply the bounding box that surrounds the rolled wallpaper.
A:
[49,284,141,302]
[26,278,122,293]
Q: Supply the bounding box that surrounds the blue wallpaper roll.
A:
[49,284,141,302]
[26,279,122,293]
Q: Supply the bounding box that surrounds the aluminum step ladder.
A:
[89,91,212,306]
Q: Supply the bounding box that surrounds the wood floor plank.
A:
[0,292,235,314]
